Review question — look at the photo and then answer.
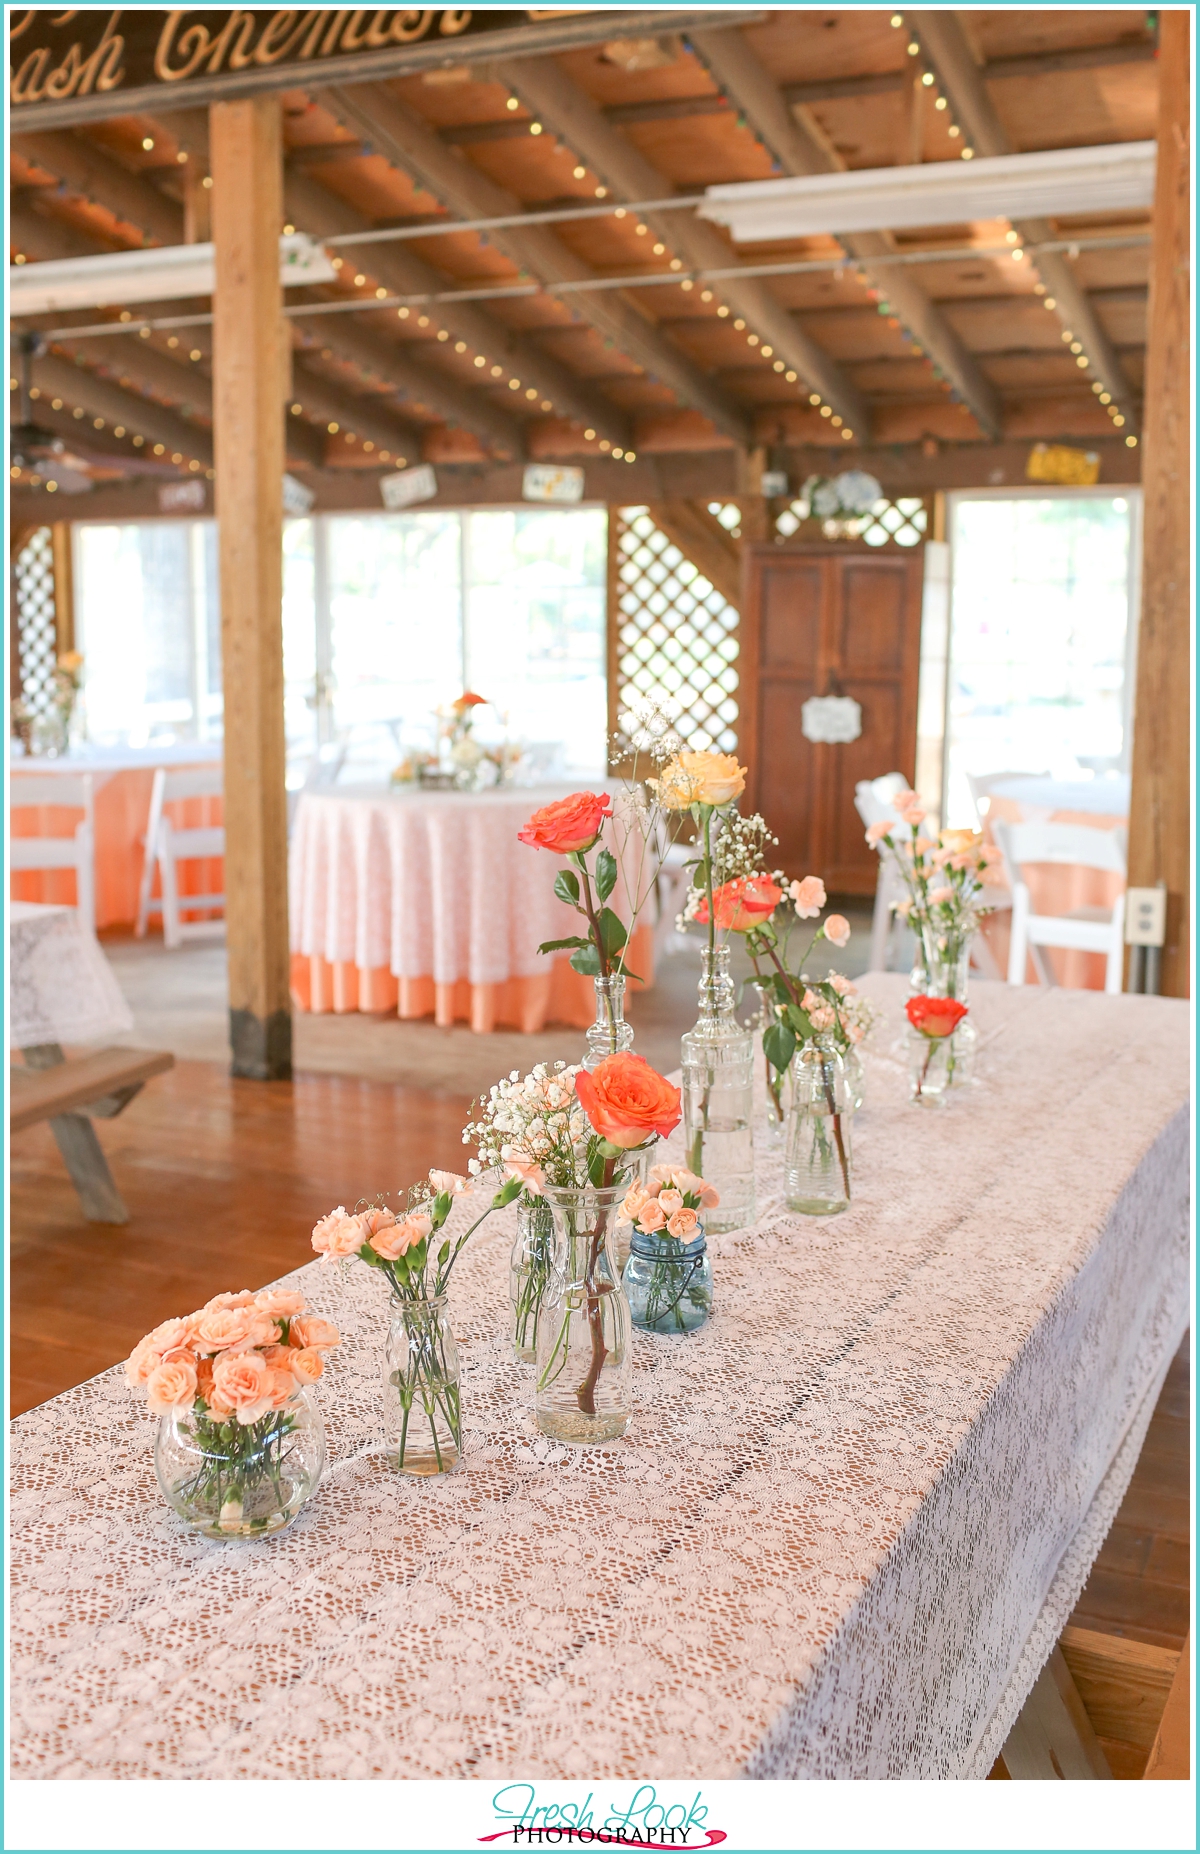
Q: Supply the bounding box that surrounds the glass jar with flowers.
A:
[312,1171,521,1476]
[534,1052,682,1444]
[461,1060,591,1364]
[439,690,489,789]
[654,754,763,1233]
[620,1164,718,1335]
[907,995,970,1105]
[125,1288,339,1539]
[785,1035,854,1215]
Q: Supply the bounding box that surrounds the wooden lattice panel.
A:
[14,527,59,719]
[612,506,740,755]
[775,496,929,546]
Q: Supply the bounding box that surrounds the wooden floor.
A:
[10,1058,469,1415]
[11,1056,1191,1765]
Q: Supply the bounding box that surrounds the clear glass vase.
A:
[681,945,756,1233]
[623,1224,713,1335]
[784,1037,853,1216]
[583,973,635,1071]
[909,1029,956,1105]
[535,1182,632,1444]
[920,925,977,1085]
[841,1041,865,1112]
[154,1389,326,1539]
[748,979,789,1146]
[510,1192,556,1364]
[383,1293,462,1475]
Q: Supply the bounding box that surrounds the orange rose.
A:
[906,995,968,1039]
[192,1307,258,1352]
[269,1368,300,1410]
[574,1053,681,1149]
[369,1213,431,1262]
[518,790,612,855]
[253,1288,307,1320]
[694,875,782,932]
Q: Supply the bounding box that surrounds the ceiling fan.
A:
[10,333,190,493]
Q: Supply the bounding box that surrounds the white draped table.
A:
[288,784,654,1033]
[9,900,133,1049]
[9,978,1188,1780]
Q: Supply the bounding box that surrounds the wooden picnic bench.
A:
[10,1044,174,1224]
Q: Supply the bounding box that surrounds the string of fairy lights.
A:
[11,36,1139,490]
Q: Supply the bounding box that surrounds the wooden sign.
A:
[10,7,753,128]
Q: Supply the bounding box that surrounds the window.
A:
[69,508,609,777]
[943,491,1140,826]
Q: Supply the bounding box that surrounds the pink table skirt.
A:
[10,770,222,931]
[982,800,1126,990]
[289,787,656,1032]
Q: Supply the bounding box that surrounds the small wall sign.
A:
[380,464,437,511]
[801,695,863,744]
[522,464,585,505]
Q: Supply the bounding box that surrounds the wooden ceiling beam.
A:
[319,81,751,448]
[12,130,182,247]
[10,202,123,263]
[906,9,1141,427]
[280,168,623,447]
[288,356,420,463]
[26,350,214,467]
[689,25,1003,440]
[491,54,868,435]
[287,302,521,458]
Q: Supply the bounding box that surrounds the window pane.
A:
[464,506,607,777]
[282,517,316,761]
[74,521,198,745]
[326,512,462,774]
[946,496,1135,825]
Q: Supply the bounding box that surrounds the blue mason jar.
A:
[623,1225,713,1335]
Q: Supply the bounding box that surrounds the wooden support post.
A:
[210,97,292,1079]
[1127,12,1191,996]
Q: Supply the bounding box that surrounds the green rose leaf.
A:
[553,869,581,907]
[594,849,618,904]
[763,1022,797,1074]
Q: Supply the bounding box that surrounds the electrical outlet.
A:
[1125,886,1167,947]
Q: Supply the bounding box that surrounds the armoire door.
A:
[739,544,925,895]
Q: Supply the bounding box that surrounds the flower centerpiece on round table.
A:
[534,1052,682,1444]
[126,1289,340,1539]
[620,1165,719,1335]
[312,1171,522,1475]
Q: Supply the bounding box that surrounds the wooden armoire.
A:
[738,543,925,896]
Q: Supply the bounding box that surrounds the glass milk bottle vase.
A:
[681,946,756,1233]
[920,924,976,1086]
[785,1038,853,1216]
[383,1293,462,1475]
[583,973,635,1071]
[535,1182,632,1444]
[509,1192,556,1364]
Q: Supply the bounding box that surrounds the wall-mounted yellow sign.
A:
[1025,443,1102,487]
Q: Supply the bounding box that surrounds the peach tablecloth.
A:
[10,749,223,931]
[289,785,654,1033]
[981,778,1128,990]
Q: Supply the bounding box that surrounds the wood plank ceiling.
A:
[9,7,1155,500]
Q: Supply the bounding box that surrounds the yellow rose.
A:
[651,750,747,810]
[937,828,979,853]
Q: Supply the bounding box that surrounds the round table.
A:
[288,784,655,1033]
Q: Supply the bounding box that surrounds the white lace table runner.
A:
[10,977,1189,1780]
[8,901,134,1049]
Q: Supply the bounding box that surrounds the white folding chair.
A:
[135,767,226,947]
[966,769,1049,828]
[10,774,97,934]
[993,820,1127,994]
[854,773,913,972]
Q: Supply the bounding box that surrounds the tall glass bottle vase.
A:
[383,1293,462,1476]
[681,946,755,1232]
[510,1193,556,1364]
[535,1182,632,1444]
[583,973,634,1072]
[784,1037,853,1216]
[749,978,789,1146]
[920,925,976,1086]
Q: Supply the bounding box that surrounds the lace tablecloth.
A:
[10,977,1189,1780]
[9,901,134,1049]
[287,784,650,1031]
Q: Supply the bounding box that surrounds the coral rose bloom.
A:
[823,914,852,948]
[211,1351,275,1426]
[636,1198,667,1232]
[790,875,827,918]
[289,1347,325,1385]
[652,750,746,810]
[192,1307,258,1352]
[657,1188,684,1216]
[145,1357,198,1416]
[253,1288,308,1321]
[506,1159,545,1196]
[124,1337,162,1389]
[575,1053,682,1149]
[906,995,968,1039]
[288,1315,341,1351]
[312,1207,366,1260]
[518,790,612,855]
[694,875,782,932]
[865,820,891,845]
[203,1290,257,1312]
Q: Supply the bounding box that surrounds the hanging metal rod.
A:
[24,236,1149,344]
[321,195,700,246]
